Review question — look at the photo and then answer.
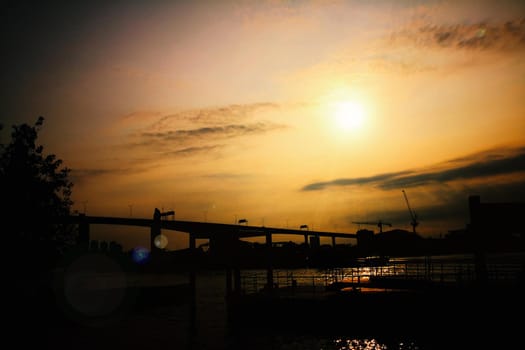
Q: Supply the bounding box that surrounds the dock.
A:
[226,257,525,343]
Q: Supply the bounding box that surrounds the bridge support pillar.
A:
[225,237,242,296]
[266,231,273,291]
[232,233,242,295]
[469,196,488,285]
[332,235,336,247]
[304,234,308,246]
[189,232,196,295]
[150,208,162,257]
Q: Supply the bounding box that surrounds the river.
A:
[43,252,524,349]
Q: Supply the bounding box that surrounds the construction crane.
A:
[402,189,419,233]
[352,220,392,233]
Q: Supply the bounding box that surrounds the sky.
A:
[2,0,525,250]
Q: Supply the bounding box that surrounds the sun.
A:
[334,101,365,131]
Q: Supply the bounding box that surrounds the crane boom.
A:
[402,190,419,233]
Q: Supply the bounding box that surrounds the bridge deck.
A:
[57,215,356,239]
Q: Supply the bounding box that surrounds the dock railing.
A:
[239,257,524,295]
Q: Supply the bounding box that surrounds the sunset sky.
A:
[2,0,524,249]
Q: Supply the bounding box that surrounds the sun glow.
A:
[334,101,365,131]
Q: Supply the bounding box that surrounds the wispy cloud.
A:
[161,144,224,157]
[149,103,279,131]
[302,146,525,191]
[390,18,525,52]
[381,152,525,190]
[302,171,414,191]
[72,101,289,186]
[359,17,525,75]
[120,102,287,162]
[141,122,284,143]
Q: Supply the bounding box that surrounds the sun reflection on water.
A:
[256,336,421,350]
[331,338,419,350]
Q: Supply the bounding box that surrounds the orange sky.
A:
[2,0,525,250]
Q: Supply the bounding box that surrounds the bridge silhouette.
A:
[60,212,356,246]
[57,210,357,296]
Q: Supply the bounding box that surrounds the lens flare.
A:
[62,253,127,321]
[131,246,150,265]
[154,234,169,249]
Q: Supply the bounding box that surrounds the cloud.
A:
[118,102,287,164]
[364,17,525,75]
[391,18,525,52]
[381,152,525,190]
[149,103,279,131]
[141,122,284,143]
[302,171,414,191]
[77,102,288,184]
[301,146,525,191]
[161,144,224,157]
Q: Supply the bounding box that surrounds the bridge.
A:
[57,209,357,296]
[60,212,355,248]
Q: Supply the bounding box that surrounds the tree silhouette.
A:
[1,116,75,273]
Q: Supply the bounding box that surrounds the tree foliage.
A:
[0,117,75,269]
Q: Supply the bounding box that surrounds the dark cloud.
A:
[302,171,414,191]
[445,146,522,165]
[150,102,279,130]
[392,18,525,51]
[302,146,525,191]
[162,144,224,157]
[141,122,284,142]
[381,152,525,190]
